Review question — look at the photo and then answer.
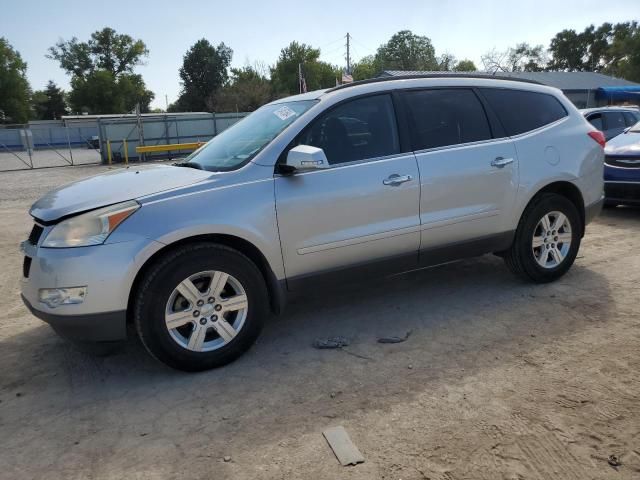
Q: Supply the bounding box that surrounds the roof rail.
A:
[327,73,544,92]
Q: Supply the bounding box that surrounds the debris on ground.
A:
[223,456,232,463]
[313,336,351,349]
[322,426,365,466]
[608,454,622,468]
[377,330,412,344]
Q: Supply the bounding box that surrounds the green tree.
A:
[607,21,640,82]
[48,28,153,114]
[209,64,273,112]
[271,41,340,95]
[0,37,31,123]
[454,59,477,72]
[68,71,153,114]
[547,21,640,82]
[175,39,233,111]
[48,27,148,77]
[482,43,546,73]
[374,30,438,71]
[547,29,586,71]
[437,53,457,71]
[31,80,68,119]
[351,55,378,81]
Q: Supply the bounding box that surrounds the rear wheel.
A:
[134,243,269,371]
[504,193,581,283]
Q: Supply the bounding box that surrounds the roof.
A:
[327,73,542,93]
[269,89,328,104]
[379,70,640,90]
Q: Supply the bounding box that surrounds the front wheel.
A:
[504,193,582,283]
[134,243,269,371]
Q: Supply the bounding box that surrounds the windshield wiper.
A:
[173,160,204,170]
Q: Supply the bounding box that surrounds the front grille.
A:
[28,224,44,245]
[605,155,640,169]
[23,256,32,278]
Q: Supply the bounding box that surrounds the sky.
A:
[1,0,638,109]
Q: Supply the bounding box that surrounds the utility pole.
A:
[345,32,351,75]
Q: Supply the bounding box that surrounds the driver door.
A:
[274,94,421,288]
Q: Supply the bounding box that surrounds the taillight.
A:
[588,130,606,148]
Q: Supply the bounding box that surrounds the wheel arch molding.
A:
[126,233,286,325]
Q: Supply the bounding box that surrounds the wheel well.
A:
[534,181,585,235]
[126,234,285,324]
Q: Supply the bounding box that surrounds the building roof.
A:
[379,70,640,90]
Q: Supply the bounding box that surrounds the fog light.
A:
[39,287,87,308]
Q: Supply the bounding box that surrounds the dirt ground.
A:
[1,164,639,480]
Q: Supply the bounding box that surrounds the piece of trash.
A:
[408,364,413,370]
[323,426,365,466]
[223,455,232,463]
[313,336,350,349]
[608,454,622,467]
[377,330,412,344]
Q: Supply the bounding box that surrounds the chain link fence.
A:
[0,121,101,171]
[0,112,248,172]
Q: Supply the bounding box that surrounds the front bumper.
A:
[20,235,163,343]
[22,295,126,342]
[604,181,640,205]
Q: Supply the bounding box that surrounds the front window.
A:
[186,100,316,171]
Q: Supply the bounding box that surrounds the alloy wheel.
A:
[164,270,248,352]
[531,211,572,269]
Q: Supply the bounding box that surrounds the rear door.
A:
[399,88,519,255]
[274,94,420,286]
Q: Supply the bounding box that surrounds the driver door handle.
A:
[491,157,514,168]
[383,174,413,186]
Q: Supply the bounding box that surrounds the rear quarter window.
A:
[480,88,568,136]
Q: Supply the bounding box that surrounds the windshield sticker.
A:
[273,105,297,121]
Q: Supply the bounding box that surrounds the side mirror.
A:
[284,145,329,172]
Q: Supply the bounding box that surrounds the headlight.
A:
[42,200,140,248]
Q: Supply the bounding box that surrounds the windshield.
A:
[185,100,317,171]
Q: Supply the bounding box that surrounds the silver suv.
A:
[21,75,605,371]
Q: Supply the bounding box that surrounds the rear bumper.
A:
[604,181,640,205]
[22,294,127,342]
[585,196,604,225]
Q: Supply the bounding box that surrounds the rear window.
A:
[480,88,568,136]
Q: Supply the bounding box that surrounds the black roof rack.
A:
[327,73,543,93]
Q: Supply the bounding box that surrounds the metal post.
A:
[346,32,351,75]
[65,123,74,165]
[136,103,145,163]
[123,138,129,165]
[107,140,112,165]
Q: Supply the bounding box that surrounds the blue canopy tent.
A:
[596,86,640,104]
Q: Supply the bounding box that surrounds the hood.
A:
[30,164,212,223]
[605,130,640,156]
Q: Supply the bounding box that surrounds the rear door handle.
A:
[491,157,514,168]
[383,174,413,186]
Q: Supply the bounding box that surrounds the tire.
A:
[504,193,582,283]
[134,243,269,371]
